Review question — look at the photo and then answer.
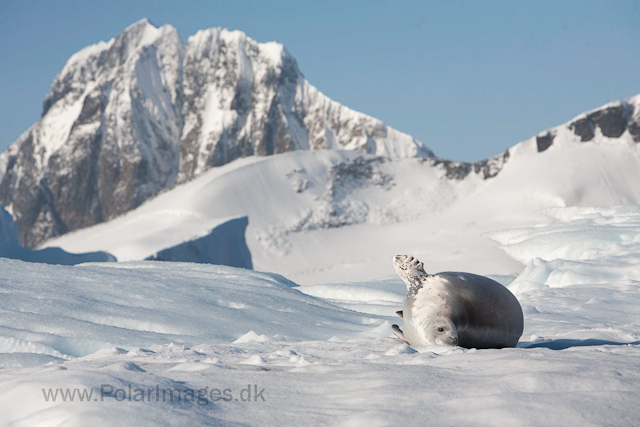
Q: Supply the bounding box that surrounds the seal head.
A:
[425,317,458,346]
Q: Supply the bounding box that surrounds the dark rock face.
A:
[569,117,595,142]
[569,103,633,142]
[1,20,184,247]
[430,159,472,180]
[0,21,429,248]
[175,28,429,184]
[429,149,510,181]
[536,132,555,152]
[627,116,640,143]
[473,150,510,179]
[591,105,628,138]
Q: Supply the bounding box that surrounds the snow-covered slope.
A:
[0,19,430,249]
[41,150,491,281]
[1,205,639,425]
[0,205,115,265]
[43,95,640,283]
[146,216,253,269]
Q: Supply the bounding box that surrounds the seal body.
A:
[393,255,523,349]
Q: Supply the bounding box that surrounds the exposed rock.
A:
[536,132,554,152]
[569,103,632,142]
[0,20,430,248]
[429,159,472,180]
[428,149,510,181]
[569,117,595,142]
[590,105,628,138]
[473,150,510,179]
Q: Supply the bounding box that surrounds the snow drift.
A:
[0,205,115,265]
[43,111,640,283]
[0,205,639,425]
[146,216,253,269]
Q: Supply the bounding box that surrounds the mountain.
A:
[42,93,640,284]
[0,19,430,248]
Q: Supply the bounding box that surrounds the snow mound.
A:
[488,205,640,268]
[145,216,253,269]
[0,259,383,366]
[2,208,640,424]
[485,205,640,345]
[0,206,115,265]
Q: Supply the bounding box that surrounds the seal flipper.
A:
[396,310,403,318]
[393,255,429,291]
[392,324,410,344]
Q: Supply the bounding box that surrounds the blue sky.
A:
[1,0,638,161]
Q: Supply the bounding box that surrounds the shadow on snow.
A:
[521,339,640,350]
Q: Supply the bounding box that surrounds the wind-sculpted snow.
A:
[488,205,640,269]
[487,205,640,345]
[0,259,376,362]
[44,127,640,284]
[146,216,253,269]
[0,205,115,265]
[2,205,640,424]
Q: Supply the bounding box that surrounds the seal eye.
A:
[437,327,445,332]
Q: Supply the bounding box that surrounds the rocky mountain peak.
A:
[0,20,431,248]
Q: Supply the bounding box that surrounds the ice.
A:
[0,259,383,361]
[2,204,640,424]
[488,206,640,346]
[41,117,640,284]
[0,206,115,265]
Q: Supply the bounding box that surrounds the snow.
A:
[37,88,88,161]
[3,19,640,424]
[18,18,184,172]
[147,216,253,269]
[43,127,640,284]
[59,39,115,80]
[2,205,640,424]
[259,42,284,67]
[0,205,115,265]
[200,85,238,150]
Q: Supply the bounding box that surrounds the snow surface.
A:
[1,205,640,425]
[0,206,115,265]
[43,126,640,284]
